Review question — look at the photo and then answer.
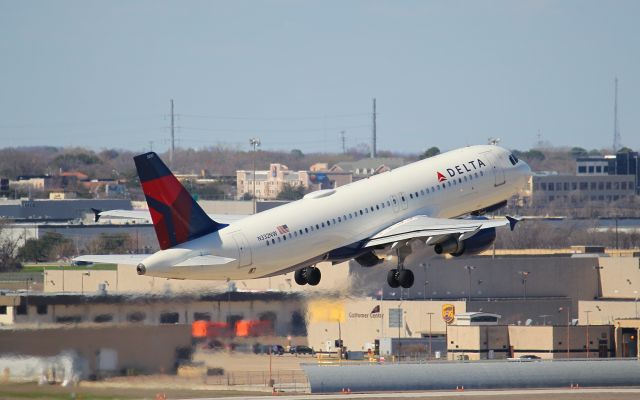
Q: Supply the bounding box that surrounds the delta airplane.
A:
[75,144,531,288]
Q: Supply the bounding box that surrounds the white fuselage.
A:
[143,145,530,280]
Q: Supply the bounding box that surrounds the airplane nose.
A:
[136,263,146,275]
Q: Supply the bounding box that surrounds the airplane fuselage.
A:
[141,145,530,280]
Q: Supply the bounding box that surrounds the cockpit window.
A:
[509,154,519,165]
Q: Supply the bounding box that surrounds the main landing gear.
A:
[294,266,321,286]
[387,243,415,289]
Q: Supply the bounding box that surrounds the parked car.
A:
[290,345,314,355]
[269,345,285,355]
[518,354,541,360]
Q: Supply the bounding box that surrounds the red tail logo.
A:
[437,172,447,182]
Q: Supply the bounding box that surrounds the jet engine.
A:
[354,251,384,267]
[433,227,496,257]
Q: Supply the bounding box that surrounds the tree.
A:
[0,221,22,272]
[420,147,441,160]
[18,232,71,262]
[277,183,306,200]
[290,149,305,159]
[618,147,633,154]
[84,233,134,254]
[569,147,588,158]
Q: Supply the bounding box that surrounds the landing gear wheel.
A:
[398,269,414,288]
[294,269,307,285]
[305,267,321,286]
[387,269,400,288]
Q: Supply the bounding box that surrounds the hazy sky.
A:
[1,1,638,154]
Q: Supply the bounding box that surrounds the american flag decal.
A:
[276,224,290,235]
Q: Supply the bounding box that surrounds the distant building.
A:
[237,163,352,200]
[331,157,406,180]
[576,151,639,194]
[531,174,636,205]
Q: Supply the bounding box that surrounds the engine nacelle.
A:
[433,227,496,257]
[354,251,384,267]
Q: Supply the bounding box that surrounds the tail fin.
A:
[134,152,227,250]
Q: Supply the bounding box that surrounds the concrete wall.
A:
[599,257,640,298]
[0,325,191,376]
[349,249,601,302]
[44,260,351,294]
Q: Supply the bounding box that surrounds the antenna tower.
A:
[613,77,621,152]
[371,98,377,158]
[170,99,175,164]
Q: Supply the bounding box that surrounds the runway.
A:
[181,387,640,400]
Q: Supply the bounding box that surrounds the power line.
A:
[179,112,372,121]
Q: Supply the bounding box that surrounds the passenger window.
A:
[410,193,413,199]
[288,233,292,238]
[321,222,324,228]
[360,210,363,215]
[278,237,281,242]
[415,192,419,197]
[338,217,341,222]
[401,196,406,201]
[431,186,435,191]
[393,199,397,204]
[305,228,309,233]
[266,241,270,246]
[271,239,275,244]
[316,224,320,229]
[370,207,374,212]
[294,231,298,237]
[480,171,484,176]
[387,201,391,206]
[464,176,468,182]
[283,236,286,241]
[299,229,303,235]
[420,190,425,195]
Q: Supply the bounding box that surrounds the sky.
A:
[1,0,639,155]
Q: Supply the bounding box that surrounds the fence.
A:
[205,369,309,392]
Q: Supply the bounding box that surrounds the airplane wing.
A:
[364,215,518,248]
[72,254,236,267]
[92,209,246,225]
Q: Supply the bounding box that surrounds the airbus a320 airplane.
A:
[76,145,531,288]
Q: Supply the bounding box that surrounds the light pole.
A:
[249,138,261,214]
[559,306,571,358]
[426,312,434,360]
[464,265,476,302]
[584,310,592,358]
[81,271,90,295]
[519,271,530,300]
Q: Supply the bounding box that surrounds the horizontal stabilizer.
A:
[73,254,148,265]
[94,209,246,225]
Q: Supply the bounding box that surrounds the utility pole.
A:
[170,99,175,165]
[613,77,621,152]
[371,98,376,159]
[426,312,434,360]
[464,265,476,302]
[249,138,261,214]
[340,131,346,154]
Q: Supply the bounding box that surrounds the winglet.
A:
[506,216,520,231]
[91,208,102,223]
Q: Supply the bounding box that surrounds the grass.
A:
[0,382,268,400]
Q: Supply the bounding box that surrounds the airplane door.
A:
[399,192,409,210]
[231,232,252,267]
[487,153,506,187]
[391,194,400,212]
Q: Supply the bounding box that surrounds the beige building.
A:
[237,164,308,200]
[237,163,352,200]
[448,324,614,360]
